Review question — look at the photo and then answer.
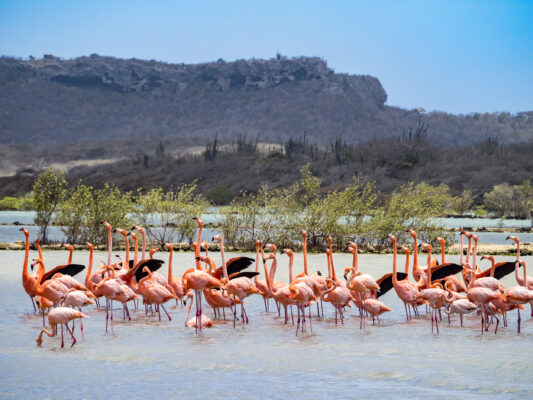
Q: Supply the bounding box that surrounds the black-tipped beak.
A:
[505,236,511,240]
[112,229,116,233]
[279,249,284,254]
[131,226,136,230]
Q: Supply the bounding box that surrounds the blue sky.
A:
[1,0,532,113]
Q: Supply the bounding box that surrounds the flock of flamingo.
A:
[19,218,533,348]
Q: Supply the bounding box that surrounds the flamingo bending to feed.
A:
[36,307,88,348]
[444,299,477,327]
[387,234,419,321]
[20,228,39,311]
[505,260,533,333]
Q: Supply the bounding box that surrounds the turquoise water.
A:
[1,249,532,399]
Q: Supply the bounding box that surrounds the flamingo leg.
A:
[404,303,409,321]
[65,323,77,347]
[276,301,280,316]
[296,306,301,336]
[308,306,312,331]
[161,304,171,321]
[31,296,37,312]
[110,300,114,332]
[223,306,226,320]
[105,298,109,332]
[517,307,521,333]
[158,304,162,321]
[61,324,64,348]
[232,296,237,329]
[460,313,464,327]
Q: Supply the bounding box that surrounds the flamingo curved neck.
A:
[302,237,309,275]
[107,228,112,266]
[22,234,30,279]
[168,247,174,281]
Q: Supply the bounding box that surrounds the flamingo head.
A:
[400,245,410,254]
[506,235,519,243]
[62,243,73,250]
[212,235,221,243]
[264,243,277,253]
[301,230,307,238]
[114,228,127,237]
[481,255,494,261]
[419,243,432,252]
[20,227,29,236]
[407,229,416,238]
[85,242,94,250]
[193,217,204,228]
[388,233,396,242]
[472,234,478,243]
[281,248,293,257]
[164,242,172,251]
[327,236,332,245]
[102,221,112,230]
[436,236,445,244]
[128,231,137,240]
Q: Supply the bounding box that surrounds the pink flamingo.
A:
[388,234,419,321]
[20,228,39,311]
[36,307,88,348]
[505,260,533,333]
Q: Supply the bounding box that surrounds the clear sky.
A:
[1,0,532,113]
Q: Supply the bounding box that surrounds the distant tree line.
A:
[17,165,518,250]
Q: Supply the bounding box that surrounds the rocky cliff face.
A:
[15,54,386,107]
[0,55,531,146]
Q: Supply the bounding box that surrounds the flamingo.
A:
[504,260,533,333]
[408,229,435,285]
[464,268,506,334]
[84,242,104,306]
[214,235,261,328]
[184,291,213,328]
[362,298,392,325]
[414,243,448,333]
[197,254,240,319]
[137,266,176,322]
[266,248,297,325]
[33,258,70,304]
[444,299,477,327]
[303,231,327,318]
[35,295,53,327]
[182,242,223,333]
[62,288,95,337]
[288,274,317,335]
[165,243,190,304]
[20,228,39,311]
[254,240,276,312]
[320,277,352,326]
[387,234,419,321]
[36,307,88,348]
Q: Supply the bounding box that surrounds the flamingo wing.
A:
[42,264,85,282]
[230,271,260,280]
[134,259,165,282]
[376,272,407,298]
[212,256,254,279]
[493,262,516,280]
[429,263,462,281]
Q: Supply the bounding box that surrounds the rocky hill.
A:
[2,54,532,146]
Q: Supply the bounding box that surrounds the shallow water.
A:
[2,249,533,399]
